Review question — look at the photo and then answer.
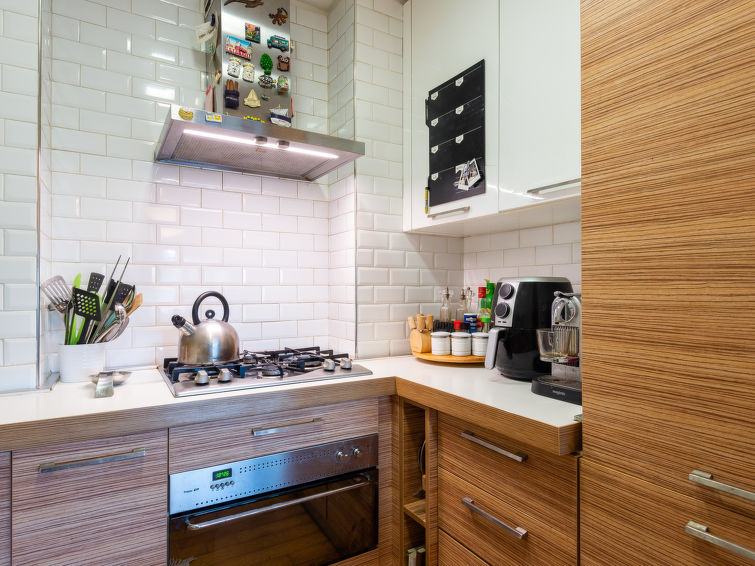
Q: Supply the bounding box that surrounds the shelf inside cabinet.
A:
[403,498,427,527]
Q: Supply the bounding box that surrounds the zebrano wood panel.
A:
[581,459,755,566]
[581,0,755,504]
[0,453,8,566]
[169,398,378,473]
[438,414,579,538]
[11,430,167,566]
[438,530,489,566]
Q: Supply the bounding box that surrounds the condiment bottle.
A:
[439,287,451,322]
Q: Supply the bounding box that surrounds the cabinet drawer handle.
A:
[427,206,470,219]
[685,521,755,561]
[252,417,324,437]
[526,177,581,194]
[39,447,147,473]
[186,475,368,530]
[461,431,528,463]
[689,470,755,502]
[461,497,528,539]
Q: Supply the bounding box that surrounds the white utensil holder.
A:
[59,343,106,383]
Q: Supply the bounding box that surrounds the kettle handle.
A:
[192,291,230,324]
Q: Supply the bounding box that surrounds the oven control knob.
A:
[323,359,336,371]
[335,450,348,461]
[340,358,352,370]
[195,370,210,385]
[494,302,510,318]
[352,448,362,459]
[218,368,232,383]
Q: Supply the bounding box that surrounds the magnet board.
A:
[425,60,485,207]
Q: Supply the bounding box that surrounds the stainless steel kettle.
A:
[171,291,239,365]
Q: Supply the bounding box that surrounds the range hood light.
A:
[181,128,339,160]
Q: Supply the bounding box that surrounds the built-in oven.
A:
[169,435,378,566]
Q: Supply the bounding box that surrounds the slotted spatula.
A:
[87,272,104,295]
[72,288,101,345]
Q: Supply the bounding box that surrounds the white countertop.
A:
[0,356,580,429]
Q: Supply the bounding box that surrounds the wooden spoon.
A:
[126,293,143,316]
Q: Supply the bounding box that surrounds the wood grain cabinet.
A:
[581,0,755,563]
[0,453,9,566]
[436,414,579,565]
[11,430,167,566]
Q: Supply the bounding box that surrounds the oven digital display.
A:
[212,468,232,481]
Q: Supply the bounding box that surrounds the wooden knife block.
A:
[410,329,431,353]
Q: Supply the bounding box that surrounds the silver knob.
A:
[323,359,336,371]
[218,368,232,382]
[352,447,362,458]
[195,370,210,385]
[340,358,352,370]
[335,450,347,461]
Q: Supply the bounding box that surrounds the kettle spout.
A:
[171,315,196,336]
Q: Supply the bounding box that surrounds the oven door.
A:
[169,470,378,566]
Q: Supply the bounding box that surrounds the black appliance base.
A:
[531,375,582,405]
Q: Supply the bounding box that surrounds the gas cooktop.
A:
[160,347,372,397]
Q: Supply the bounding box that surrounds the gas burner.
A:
[259,364,284,377]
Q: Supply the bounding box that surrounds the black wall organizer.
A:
[425,60,486,208]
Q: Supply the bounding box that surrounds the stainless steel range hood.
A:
[155,106,365,181]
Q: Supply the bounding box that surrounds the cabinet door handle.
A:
[38,447,146,473]
[461,497,527,539]
[461,431,528,463]
[689,470,755,502]
[685,521,755,561]
[252,417,324,437]
[526,177,581,194]
[427,206,469,219]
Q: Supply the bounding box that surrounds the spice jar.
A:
[451,332,471,356]
[431,332,451,355]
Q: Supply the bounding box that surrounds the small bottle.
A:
[477,286,488,316]
[439,287,451,323]
[455,288,466,322]
[465,287,474,313]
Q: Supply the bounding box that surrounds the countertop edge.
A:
[395,377,582,456]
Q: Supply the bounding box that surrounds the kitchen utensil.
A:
[416,314,426,331]
[93,257,130,338]
[409,327,431,353]
[171,291,240,365]
[95,304,127,343]
[407,316,416,330]
[91,370,131,386]
[40,275,71,313]
[127,293,143,316]
[68,273,83,345]
[87,272,104,295]
[59,343,106,382]
[426,315,434,330]
[71,288,102,345]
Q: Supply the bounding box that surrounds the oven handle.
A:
[185,475,370,531]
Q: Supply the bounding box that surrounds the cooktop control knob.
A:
[335,450,347,461]
[352,447,362,458]
[498,283,514,300]
[195,370,210,385]
[323,359,336,371]
[340,358,352,370]
[218,368,232,383]
[494,302,510,318]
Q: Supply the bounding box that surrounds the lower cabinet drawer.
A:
[169,398,379,473]
[438,467,577,566]
[581,459,755,566]
[439,529,489,566]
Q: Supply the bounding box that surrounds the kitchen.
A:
[0,0,752,564]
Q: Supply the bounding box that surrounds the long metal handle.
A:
[252,417,324,436]
[526,177,581,194]
[461,497,527,539]
[186,477,368,530]
[39,447,146,473]
[461,431,528,463]
[427,205,470,219]
[685,521,755,561]
[689,470,755,502]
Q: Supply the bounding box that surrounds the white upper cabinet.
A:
[403,0,500,232]
[498,0,581,211]
[403,0,580,234]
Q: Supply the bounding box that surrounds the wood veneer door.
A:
[0,453,8,566]
[11,430,167,566]
[581,0,755,505]
[581,459,755,565]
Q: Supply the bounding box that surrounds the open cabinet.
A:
[394,398,438,566]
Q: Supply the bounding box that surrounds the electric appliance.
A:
[484,277,573,380]
[169,435,378,565]
[160,346,372,397]
[531,291,582,405]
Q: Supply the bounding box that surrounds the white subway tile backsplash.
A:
[133,243,179,264]
[157,224,201,245]
[3,284,37,310]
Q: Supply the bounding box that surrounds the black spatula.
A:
[72,288,102,344]
[87,272,104,295]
